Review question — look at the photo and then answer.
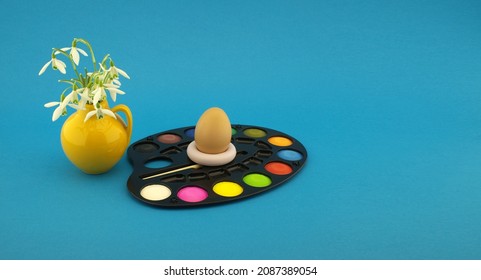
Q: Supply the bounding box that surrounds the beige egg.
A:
[194,107,232,154]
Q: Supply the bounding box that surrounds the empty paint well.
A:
[140,184,172,201]
[177,186,208,202]
[244,128,266,138]
[157,133,181,144]
[243,173,272,188]
[277,150,303,161]
[268,136,293,147]
[213,182,243,197]
[265,162,293,175]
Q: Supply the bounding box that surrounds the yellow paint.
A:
[213,181,243,197]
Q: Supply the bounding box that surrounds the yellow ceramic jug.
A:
[60,101,133,174]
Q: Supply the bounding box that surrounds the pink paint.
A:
[157,133,181,144]
[177,186,208,203]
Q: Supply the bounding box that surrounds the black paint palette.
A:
[127,124,307,207]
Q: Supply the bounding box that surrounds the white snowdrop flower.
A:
[44,92,74,121]
[84,108,117,122]
[110,65,130,79]
[104,83,125,102]
[56,46,88,65]
[91,85,106,106]
[38,57,67,75]
[70,46,88,65]
[77,88,91,109]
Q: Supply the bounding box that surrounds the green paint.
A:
[243,173,272,188]
[244,128,266,138]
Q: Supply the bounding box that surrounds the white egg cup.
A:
[187,141,237,166]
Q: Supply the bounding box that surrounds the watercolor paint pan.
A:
[127,124,307,207]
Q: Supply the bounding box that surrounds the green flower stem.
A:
[75,38,97,71]
[101,54,111,66]
[58,79,75,86]
[60,87,71,99]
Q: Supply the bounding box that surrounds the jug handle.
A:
[111,104,133,144]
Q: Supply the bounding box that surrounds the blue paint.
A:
[184,128,195,138]
[145,158,172,169]
[277,150,303,161]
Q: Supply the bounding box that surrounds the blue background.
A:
[1,0,481,259]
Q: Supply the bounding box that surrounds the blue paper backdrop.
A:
[1,0,481,259]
